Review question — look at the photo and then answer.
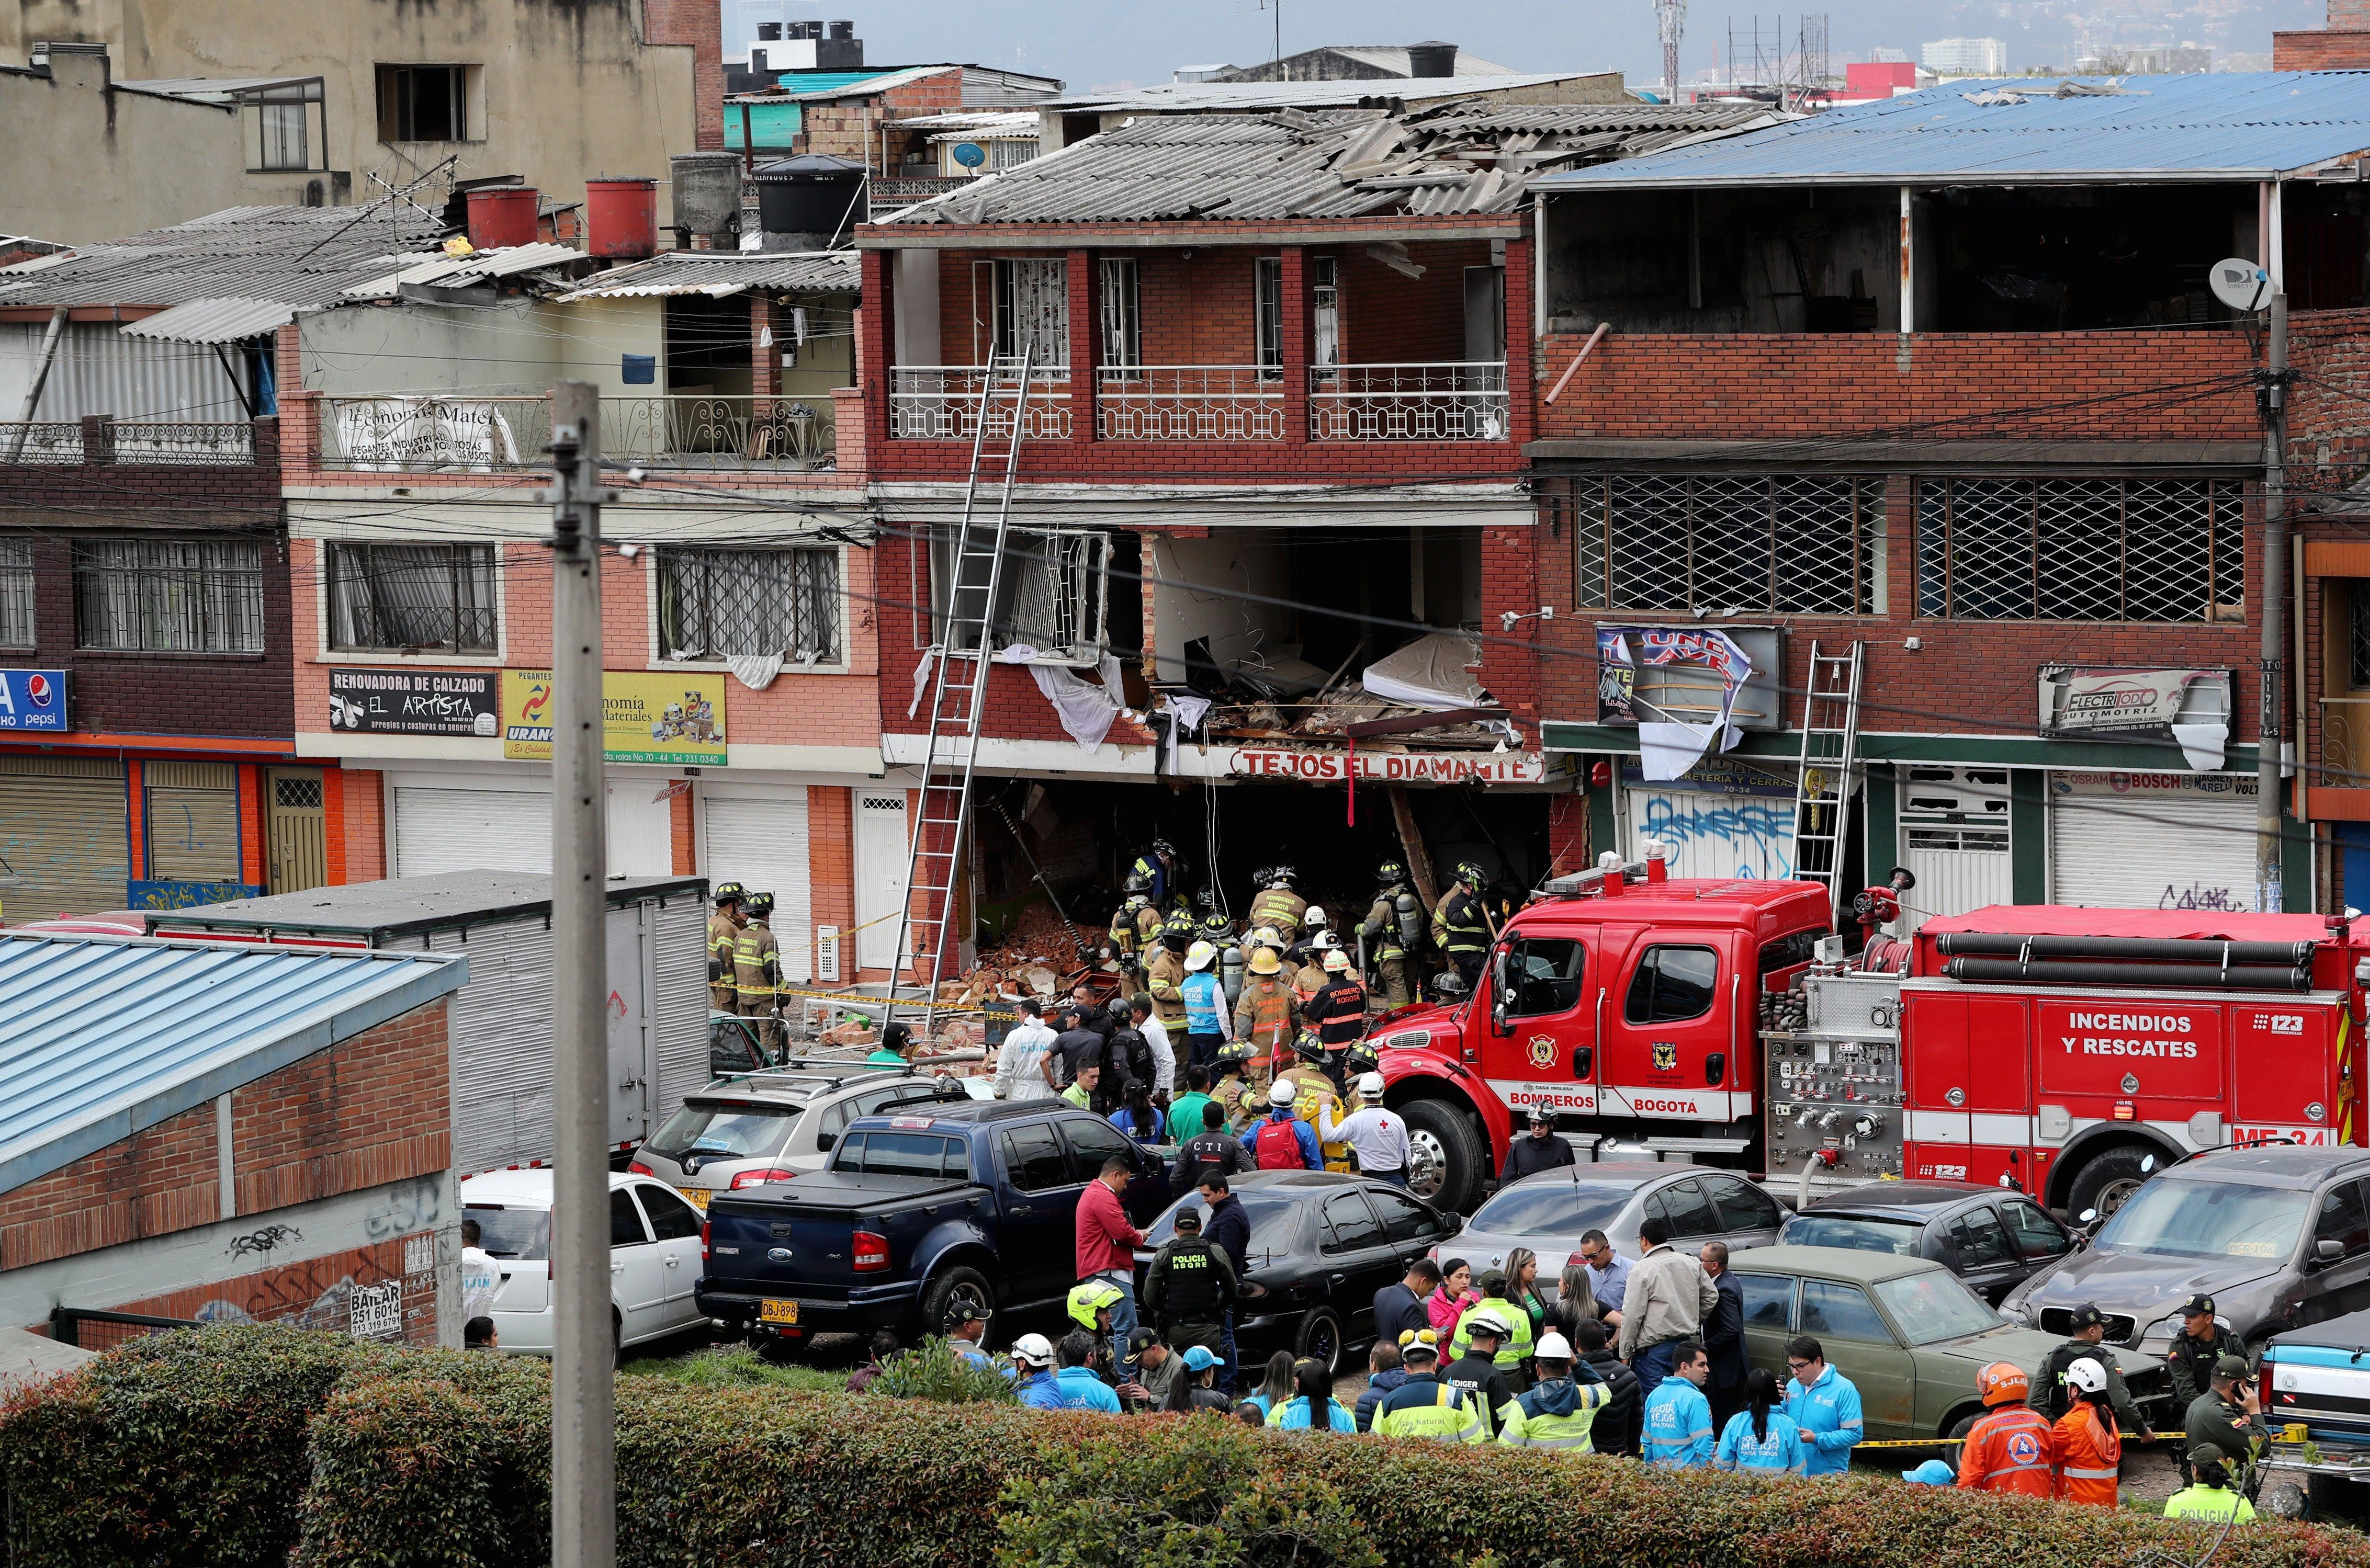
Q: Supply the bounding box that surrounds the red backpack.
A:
[1254,1115,1304,1170]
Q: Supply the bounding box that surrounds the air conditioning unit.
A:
[815,925,841,983]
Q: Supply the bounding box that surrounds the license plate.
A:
[678,1186,710,1210]
[759,1299,799,1325]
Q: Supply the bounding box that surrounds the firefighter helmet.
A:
[1200,911,1233,939]
[1294,1030,1326,1062]
[1323,948,1352,972]
[714,881,747,906]
[1378,859,1406,885]
[1269,1077,1299,1106]
[1302,905,1327,933]
[1977,1362,2029,1407]
[1123,871,1152,895]
[1269,866,1299,887]
[1186,940,1216,972]
[746,892,775,919]
[1247,947,1283,975]
[1455,861,1486,889]
[1195,885,1222,911]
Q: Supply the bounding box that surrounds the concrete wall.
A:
[1150,533,1295,683]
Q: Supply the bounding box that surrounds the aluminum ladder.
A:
[883,350,1036,1039]
[1789,640,1865,929]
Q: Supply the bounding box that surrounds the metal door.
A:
[605,902,653,1145]
[1481,931,1595,1119]
[265,768,328,893]
[853,788,910,972]
[1899,827,2010,938]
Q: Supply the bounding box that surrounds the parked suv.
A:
[631,1065,968,1209]
[1781,1181,2073,1304]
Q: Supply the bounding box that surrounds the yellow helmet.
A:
[1067,1278,1124,1331]
[1248,947,1283,975]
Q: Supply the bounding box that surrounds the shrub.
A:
[866,1335,1020,1404]
[622,1345,848,1393]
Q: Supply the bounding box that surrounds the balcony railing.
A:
[315,394,838,472]
[890,366,1073,442]
[0,423,83,464]
[2320,697,2370,789]
[1309,361,1509,442]
[1096,366,1284,442]
[110,421,255,465]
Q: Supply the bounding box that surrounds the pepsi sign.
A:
[0,669,70,731]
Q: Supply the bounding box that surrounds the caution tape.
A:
[1854,1431,2185,1452]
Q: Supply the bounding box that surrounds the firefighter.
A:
[1291,922,1332,1008]
[1109,874,1153,981]
[1131,837,1181,906]
[734,892,784,1053]
[1359,860,1415,1008]
[1955,1362,2056,1499]
[708,882,748,1012]
[1247,867,1307,935]
[1194,887,1233,942]
[1146,924,1190,1033]
[1274,1033,1352,1172]
[1432,862,1493,991]
[1232,945,1297,1090]
[1304,948,1368,1091]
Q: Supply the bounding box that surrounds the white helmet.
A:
[2065,1357,2109,1395]
[1252,925,1283,950]
[1303,906,1328,931]
[1010,1332,1056,1368]
[1315,929,1341,952]
[1269,1078,1299,1106]
[1186,940,1216,972]
[1464,1310,1512,1341]
[1534,1332,1575,1363]
[1356,1072,1386,1098]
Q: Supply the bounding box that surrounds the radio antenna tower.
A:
[1655,0,1686,97]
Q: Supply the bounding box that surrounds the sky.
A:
[725,0,2320,92]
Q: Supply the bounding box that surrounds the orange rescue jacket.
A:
[2052,1403,2121,1507]
[1956,1405,2056,1499]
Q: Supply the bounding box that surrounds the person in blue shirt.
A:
[1577,1230,1631,1321]
[1716,1368,1809,1476]
[1048,1330,1124,1413]
[1238,1079,1322,1169]
[1266,1359,1358,1433]
[1012,1333,1067,1409]
[1781,1335,1863,1476]
[948,1302,1011,1378]
[1109,1081,1165,1146]
[1641,1339,1717,1468]
[1236,1351,1299,1424]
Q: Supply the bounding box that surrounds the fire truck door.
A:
[1600,934,1743,1122]
[1483,933,1596,1119]
[1901,991,2030,1180]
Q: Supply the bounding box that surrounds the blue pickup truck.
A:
[696,1099,1171,1351]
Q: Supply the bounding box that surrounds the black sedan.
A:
[1780,1181,2073,1304]
[1134,1172,1461,1375]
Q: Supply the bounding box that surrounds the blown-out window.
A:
[927,527,1108,665]
[327,542,496,653]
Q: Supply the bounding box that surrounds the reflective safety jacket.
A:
[1361,892,1408,960]
[1109,902,1144,962]
[1234,975,1296,1056]
[2052,1404,2123,1507]
[1433,887,1488,954]
[1373,1373,1487,1442]
[732,922,780,1005]
[1247,887,1307,932]
[1956,1405,2057,1499]
[708,911,742,985]
[1504,1376,1611,1456]
[2164,1484,2255,1524]
[1276,1067,1352,1171]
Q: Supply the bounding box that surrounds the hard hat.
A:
[1123,892,1149,910]
[1534,1332,1574,1362]
[746,891,775,918]
[1294,1031,1326,1061]
[1251,925,1283,949]
[2064,1357,2109,1395]
[1067,1278,1125,1330]
[1186,940,1216,971]
[1268,1078,1299,1106]
[1201,912,1233,937]
[1323,949,1352,973]
[1123,871,1152,895]
[1010,1332,1056,1367]
[1464,1310,1511,1341]
[714,881,746,905]
[1152,837,1177,856]
[1166,911,1194,934]
[1315,930,1342,953]
[1248,947,1283,975]
[1398,1328,1440,1361]
[1456,861,1486,887]
[1303,906,1327,930]
[1378,859,1406,884]
[1356,1071,1385,1098]
[1977,1362,2029,1407]
[1270,866,1298,885]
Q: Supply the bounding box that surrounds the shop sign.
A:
[2049,771,2256,800]
[502,671,728,765]
[1594,625,1784,732]
[333,398,522,471]
[129,879,266,911]
[0,668,69,732]
[2039,666,2231,770]
[1225,747,1544,784]
[1618,758,1792,797]
[326,668,500,737]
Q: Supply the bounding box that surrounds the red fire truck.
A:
[1375,855,2364,1217]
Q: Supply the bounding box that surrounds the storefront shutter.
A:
[699,790,813,983]
[392,786,552,877]
[2048,773,2260,913]
[0,756,127,921]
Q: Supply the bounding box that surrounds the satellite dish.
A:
[2209,257,2269,313]
[952,142,987,169]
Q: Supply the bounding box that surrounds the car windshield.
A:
[643,1099,801,1162]
[466,1203,550,1261]
[1786,1215,1924,1256]
[2094,1178,2310,1262]
[1144,1190,1305,1265]
[1872,1271,2006,1345]
[1466,1180,1639,1237]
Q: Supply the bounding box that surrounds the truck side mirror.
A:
[1704,1051,1725,1087]
[1492,999,1510,1038]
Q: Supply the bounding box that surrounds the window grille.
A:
[658,547,842,664]
[0,540,31,648]
[327,542,496,653]
[1915,478,2243,622]
[1254,257,1283,378]
[991,258,1068,365]
[927,529,1109,663]
[74,539,264,653]
[1567,475,1887,615]
[2350,587,2370,690]
[1098,257,1141,371]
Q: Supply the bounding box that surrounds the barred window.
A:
[1568,475,1887,615]
[659,547,842,664]
[0,540,31,648]
[327,542,496,653]
[74,539,264,653]
[927,528,1109,664]
[1915,478,2244,622]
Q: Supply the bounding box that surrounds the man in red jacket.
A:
[1075,1153,1146,1378]
[1956,1361,2056,1498]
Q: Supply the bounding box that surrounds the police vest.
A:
[1156,1240,1226,1317]
[2164,1485,2253,1524]
[1376,1380,1484,1442]
[1451,1298,1535,1371]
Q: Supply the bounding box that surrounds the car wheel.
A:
[1400,1099,1486,1214]
[921,1266,995,1341]
[1940,1410,1982,1476]
[2262,1479,2311,1520]
[2066,1146,2157,1222]
[1295,1306,1344,1376]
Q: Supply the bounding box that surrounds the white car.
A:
[461,1168,709,1358]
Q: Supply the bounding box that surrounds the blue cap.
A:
[1902,1459,1955,1486]
[1181,1345,1219,1371]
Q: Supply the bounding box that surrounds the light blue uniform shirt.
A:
[1642,1378,1717,1467]
[1783,1365,1864,1476]
[1716,1409,1809,1475]
[1049,1366,1124,1413]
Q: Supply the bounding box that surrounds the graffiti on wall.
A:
[1637,794,1798,881]
[109,1232,441,1348]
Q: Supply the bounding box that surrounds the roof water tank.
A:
[585,177,658,259]
[753,155,867,245]
[466,186,540,250]
[671,153,744,240]
[1407,41,1459,77]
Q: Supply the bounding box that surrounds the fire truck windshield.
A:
[2093,1178,2310,1263]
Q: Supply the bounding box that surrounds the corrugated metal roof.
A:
[1045,73,1608,112]
[551,249,860,300]
[114,75,316,102]
[1538,72,2370,189]
[118,296,297,343]
[0,933,467,1195]
[144,871,707,940]
[341,241,586,299]
[0,201,450,311]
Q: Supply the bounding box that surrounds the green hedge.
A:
[6,1327,2370,1568]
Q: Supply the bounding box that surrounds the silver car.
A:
[631,1065,966,1212]
[1444,1162,1787,1279]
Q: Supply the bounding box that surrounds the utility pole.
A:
[546,380,615,1568]
[2258,293,2289,915]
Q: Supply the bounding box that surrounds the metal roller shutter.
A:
[1625,785,1797,881]
[392,786,552,877]
[649,892,712,1128]
[0,756,127,922]
[392,915,558,1173]
[2048,772,2260,912]
[145,760,243,883]
[700,791,813,984]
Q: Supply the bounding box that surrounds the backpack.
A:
[1254,1115,1305,1170]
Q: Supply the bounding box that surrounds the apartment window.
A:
[0,541,31,648]
[1098,258,1141,371]
[990,258,1068,366]
[929,528,1109,663]
[659,548,842,664]
[1254,256,1283,378]
[987,140,1037,171]
[1568,475,1887,616]
[243,79,322,172]
[327,542,496,653]
[74,539,264,653]
[2351,587,2370,689]
[1916,478,2244,623]
[1311,256,1341,372]
[376,64,470,143]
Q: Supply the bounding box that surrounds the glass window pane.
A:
[1798,1279,1891,1343]
[1063,1117,1137,1180]
[1873,1272,2005,1345]
[1951,1207,2016,1268]
[1002,1124,1070,1192]
[0,539,30,649]
[1369,1188,1447,1244]
[1321,1191,1385,1253]
[1506,937,1586,1018]
[610,1187,651,1247]
[2003,1200,2069,1261]
[637,1185,703,1241]
[852,1132,962,1179]
[1705,1175,1782,1232]
[1624,944,1718,1024]
[658,548,840,663]
[2316,1179,2370,1255]
[1736,1271,1793,1329]
[645,1099,798,1162]
[1784,1215,1922,1256]
[466,1204,550,1260]
[1654,1177,1722,1239]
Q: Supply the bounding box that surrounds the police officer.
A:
[1246,867,1307,936]
[1432,862,1493,991]
[708,882,748,1012]
[2038,1302,2152,1442]
[1109,874,1153,982]
[2168,1294,2247,1485]
[735,892,784,1053]
[2165,1446,2258,1524]
[1142,1206,1238,1361]
[2183,1354,2267,1486]
[1359,860,1416,1008]
[1303,949,1368,1091]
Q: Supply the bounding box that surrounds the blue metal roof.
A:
[0,934,467,1195]
[1537,73,2370,189]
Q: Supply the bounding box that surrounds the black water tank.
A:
[753,154,868,243]
[757,21,782,39]
[1407,40,1459,77]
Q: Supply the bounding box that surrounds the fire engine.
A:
[1375,851,2363,1217]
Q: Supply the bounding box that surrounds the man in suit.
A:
[1699,1241,1747,1431]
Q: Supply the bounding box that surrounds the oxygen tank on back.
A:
[1221,942,1245,1008]
[1394,890,1421,952]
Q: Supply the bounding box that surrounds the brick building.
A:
[723,63,1062,182]
[0,931,467,1347]
[2275,0,2370,69]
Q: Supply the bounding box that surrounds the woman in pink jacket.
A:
[1427,1257,1479,1337]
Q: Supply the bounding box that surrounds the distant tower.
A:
[1655,0,1686,95]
